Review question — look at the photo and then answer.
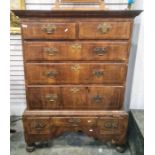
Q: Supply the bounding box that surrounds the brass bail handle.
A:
[45,94,58,102]
[92,95,103,103]
[93,70,104,77]
[97,23,112,34]
[93,47,107,56]
[41,24,57,34]
[68,118,81,123]
[104,122,117,129]
[44,71,58,78]
[32,122,46,130]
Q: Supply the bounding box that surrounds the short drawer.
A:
[24,117,50,134]
[26,63,127,85]
[27,87,62,109]
[87,86,124,109]
[51,117,97,127]
[97,118,119,134]
[79,21,131,39]
[24,41,129,61]
[27,86,124,110]
[21,22,76,40]
[97,116,128,135]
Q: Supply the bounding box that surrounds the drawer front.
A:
[97,118,119,134]
[79,22,131,39]
[27,86,124,110]
[22,22,76,39]
[51,117,97,127]
[27,87,61,109]
[24,117,50,134]
[87,86,124,109]
[24,41,129,61]
[26,63,127,84]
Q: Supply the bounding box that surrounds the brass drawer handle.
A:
[45,94,58,102]
[93,47,107,56]
[93,70,104,77]
[92,95,103,103]
[43,47,58,56]
[71,43,82,49]
[71,64,80,71]
[104,122,117,129]
[68,118,81,123]
[97,23,111,34]
[70,88,80,93]
[32,122,46,130]
[41,24,57,34]
[44,71,58,78]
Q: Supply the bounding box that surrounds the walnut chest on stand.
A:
[13,5,142,152]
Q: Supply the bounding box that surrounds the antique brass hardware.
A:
[32,122,46,130]
[41,24,57,34]
[97,23,111,34]
[68,118,81,124]
[44,71,58,78]
[43,47,58,55]
[93,70,104,77]
[93,47,107,56]
[70,88,80,93]
[71,64,80,71]
[92,95,103,103]
[104,122,117,129]
[45,94,58,102]
[71,43,82,49]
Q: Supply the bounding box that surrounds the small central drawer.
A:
[79,21,131,39]
[21,22,76,40]
[51,117,97,127]
[26,63,127,85]
[24,41,129,61]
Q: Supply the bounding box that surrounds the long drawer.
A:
[25,63,127,85]
[24,41,129,61]
[23,110,128,145]
[27,86,124,110]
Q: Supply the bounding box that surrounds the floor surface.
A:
[10,117,132,155]
[131,109,144,137]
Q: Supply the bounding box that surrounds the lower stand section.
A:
[23,110,128,153]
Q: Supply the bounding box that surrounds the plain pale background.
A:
[10,0,144,115]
